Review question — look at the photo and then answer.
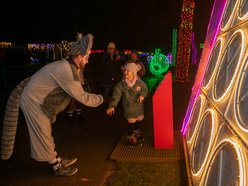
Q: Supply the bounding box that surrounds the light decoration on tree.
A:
[175,0,195,82]
[149,48,170,76]
[172,29,178,67]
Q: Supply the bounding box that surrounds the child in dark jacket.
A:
[106,63,148,147]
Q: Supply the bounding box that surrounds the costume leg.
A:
[75,101,82,115]
[20,95,57,162]
[20,99,78,176]
[67,99,77,117]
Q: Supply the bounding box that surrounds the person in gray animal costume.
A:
[1,33,103,176]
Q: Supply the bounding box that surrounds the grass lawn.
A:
[106,161,188,186]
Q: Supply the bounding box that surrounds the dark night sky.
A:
[0,0,215,51]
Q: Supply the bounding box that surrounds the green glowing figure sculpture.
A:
[149,49,170,76]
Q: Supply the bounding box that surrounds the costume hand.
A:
[137,96,144,103]
[106,107,115,116]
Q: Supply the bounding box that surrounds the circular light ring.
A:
[238,0,248,20]
[234,55,248,132]
[186,94,205,144]
[213,30,245,102]
[202,138,246,186]
[202,38,223,89]
[191,109,217,176]
[221,0,239,31]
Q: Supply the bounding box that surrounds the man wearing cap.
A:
[14,33,103,176]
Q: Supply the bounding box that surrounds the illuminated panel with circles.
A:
[201,139,247,186]
[220,0,239,31]
[232,0,248,26]
[238,0,248,20]
[224,47,248,146]
[190,109,218,183]
[213,30,245,102]
[235,56,248,132]
[202,38,223,92]
[199,123,247,186]
[202,30,245,114]
[185,0,248,185]
[186,94,206,152]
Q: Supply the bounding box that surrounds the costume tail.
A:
[1,77,30,160]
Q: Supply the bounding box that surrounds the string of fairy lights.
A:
[0,41,172,75]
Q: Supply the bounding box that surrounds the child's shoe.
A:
[133,129,144,141]
[128,134,142,147]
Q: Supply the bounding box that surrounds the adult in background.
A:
[101,42,122,99]
[1,33,103,177]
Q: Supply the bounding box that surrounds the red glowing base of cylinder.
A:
[152,71,174,149]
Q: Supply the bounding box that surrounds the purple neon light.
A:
[191,32,197,65]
